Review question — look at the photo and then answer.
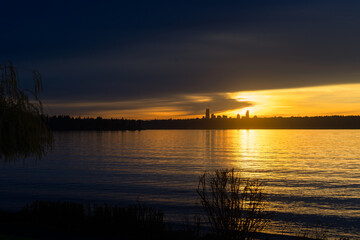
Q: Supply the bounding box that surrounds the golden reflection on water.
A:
[210,130,360,218]
[234,130,258,175]
[213,129,360,237]
[72,129,359,221]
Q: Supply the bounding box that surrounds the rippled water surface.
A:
[0,130,359,238]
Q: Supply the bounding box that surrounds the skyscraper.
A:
[205,108,210,119]
[246,110,250,118]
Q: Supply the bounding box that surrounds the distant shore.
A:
[47,115,360,131]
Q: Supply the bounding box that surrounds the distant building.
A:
[205,108,210,119]
[246,110,250,119]
[211,114,215,119]
[237,113,240,119]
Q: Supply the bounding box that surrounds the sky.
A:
[2,0,360,119]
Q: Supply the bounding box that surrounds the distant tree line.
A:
[47,115,360,130]
[47,115,142,131]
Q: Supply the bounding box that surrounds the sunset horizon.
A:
[1,1,360,239]
[44,83,360,120]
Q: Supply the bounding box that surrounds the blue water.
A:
[0,130,359,238]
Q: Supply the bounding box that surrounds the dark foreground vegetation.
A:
[197,169,270,240]
[0,201,173,240]
[47,115,360,131]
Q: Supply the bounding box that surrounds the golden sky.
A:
[46,83,360,119]
[221,83,360,118]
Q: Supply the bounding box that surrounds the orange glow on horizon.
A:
[220,83,360,118]
[45,83,360,119]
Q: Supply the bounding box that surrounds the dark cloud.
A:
[45,94,253,117]
[176,95,253,115]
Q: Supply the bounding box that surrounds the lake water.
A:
[0,130,359,238]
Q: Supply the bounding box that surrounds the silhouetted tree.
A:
[0,62,52,160]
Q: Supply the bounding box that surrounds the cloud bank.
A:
[45,93,253,118]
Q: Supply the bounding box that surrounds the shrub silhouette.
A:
[197,169,270,240]
[0,62,52,160]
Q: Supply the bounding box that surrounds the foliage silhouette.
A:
[197,169,270,240]
[0,62,52,160]
[0,201,170,239]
